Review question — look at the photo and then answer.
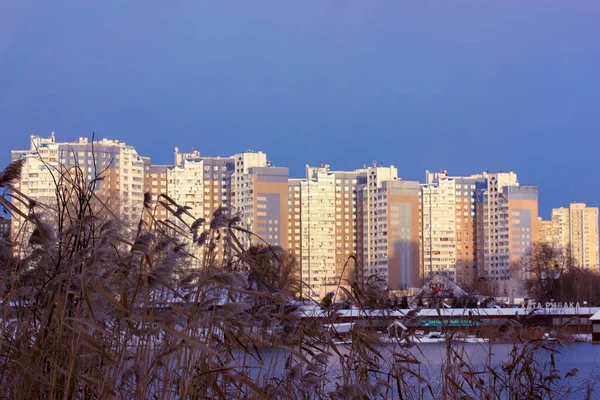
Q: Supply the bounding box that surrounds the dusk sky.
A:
[1,1,600,218]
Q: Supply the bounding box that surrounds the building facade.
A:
[421,170,481,287]
[551,203,599,271]
[288,165,363,299]
[146,164,169,220]
[299,166,336,298]
[12,133,588,299]
[358,164,421,290]
[537,217,553,245]
[251,166,289,248]
[384,180,421,290]
[167,151,232,222]
[421,174,457,282]
[476,175,538,296]
[11,133,149,244]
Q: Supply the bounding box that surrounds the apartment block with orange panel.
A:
[359,164,421,290]
[385,180,421,291]
[476,180,538,297]
[251,167,289,249]
[506,186,539,269]
[231,151,268,248]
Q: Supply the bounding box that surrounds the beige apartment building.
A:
[551,203,599,271]
[148,148,289,259]
[421,170,482,287]
[421,176,457,281]
[166,148,231,222]
[298,166,336,298]
[147,149,234,259]
[11,133,149,245]
[476,173,538,297]
[288,165,362,299]
[359,164,421,291]
[288,162,422,298]
[421,170,539,295]
[231,151,289,250]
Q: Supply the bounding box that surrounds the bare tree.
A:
[521,242,572,303]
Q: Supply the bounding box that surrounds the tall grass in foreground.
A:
[0,159,598,399]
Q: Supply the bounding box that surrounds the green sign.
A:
[420,318,481,327]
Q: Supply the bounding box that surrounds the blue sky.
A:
[1,1,599,218]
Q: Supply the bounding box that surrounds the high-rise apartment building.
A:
[299,166,336,298]
[231,152,288,249]
[167,158,205,220]
[568,204,598,271]
[551,203,599,270]
[288,165,362,299]
[145,148,288,259]
[289,162,420,297]
[475,173,538,293]
[385,180,421,290]
[359,164,420,290]
[361,164,399,280]
[421,176,457,281]
[421,170,481,287]
[152,149,234,259]
[11,133,149,241]
[167,149,232,222]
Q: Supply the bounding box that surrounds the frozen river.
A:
[231,341,600,399]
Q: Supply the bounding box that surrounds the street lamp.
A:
[584,301,589,333]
